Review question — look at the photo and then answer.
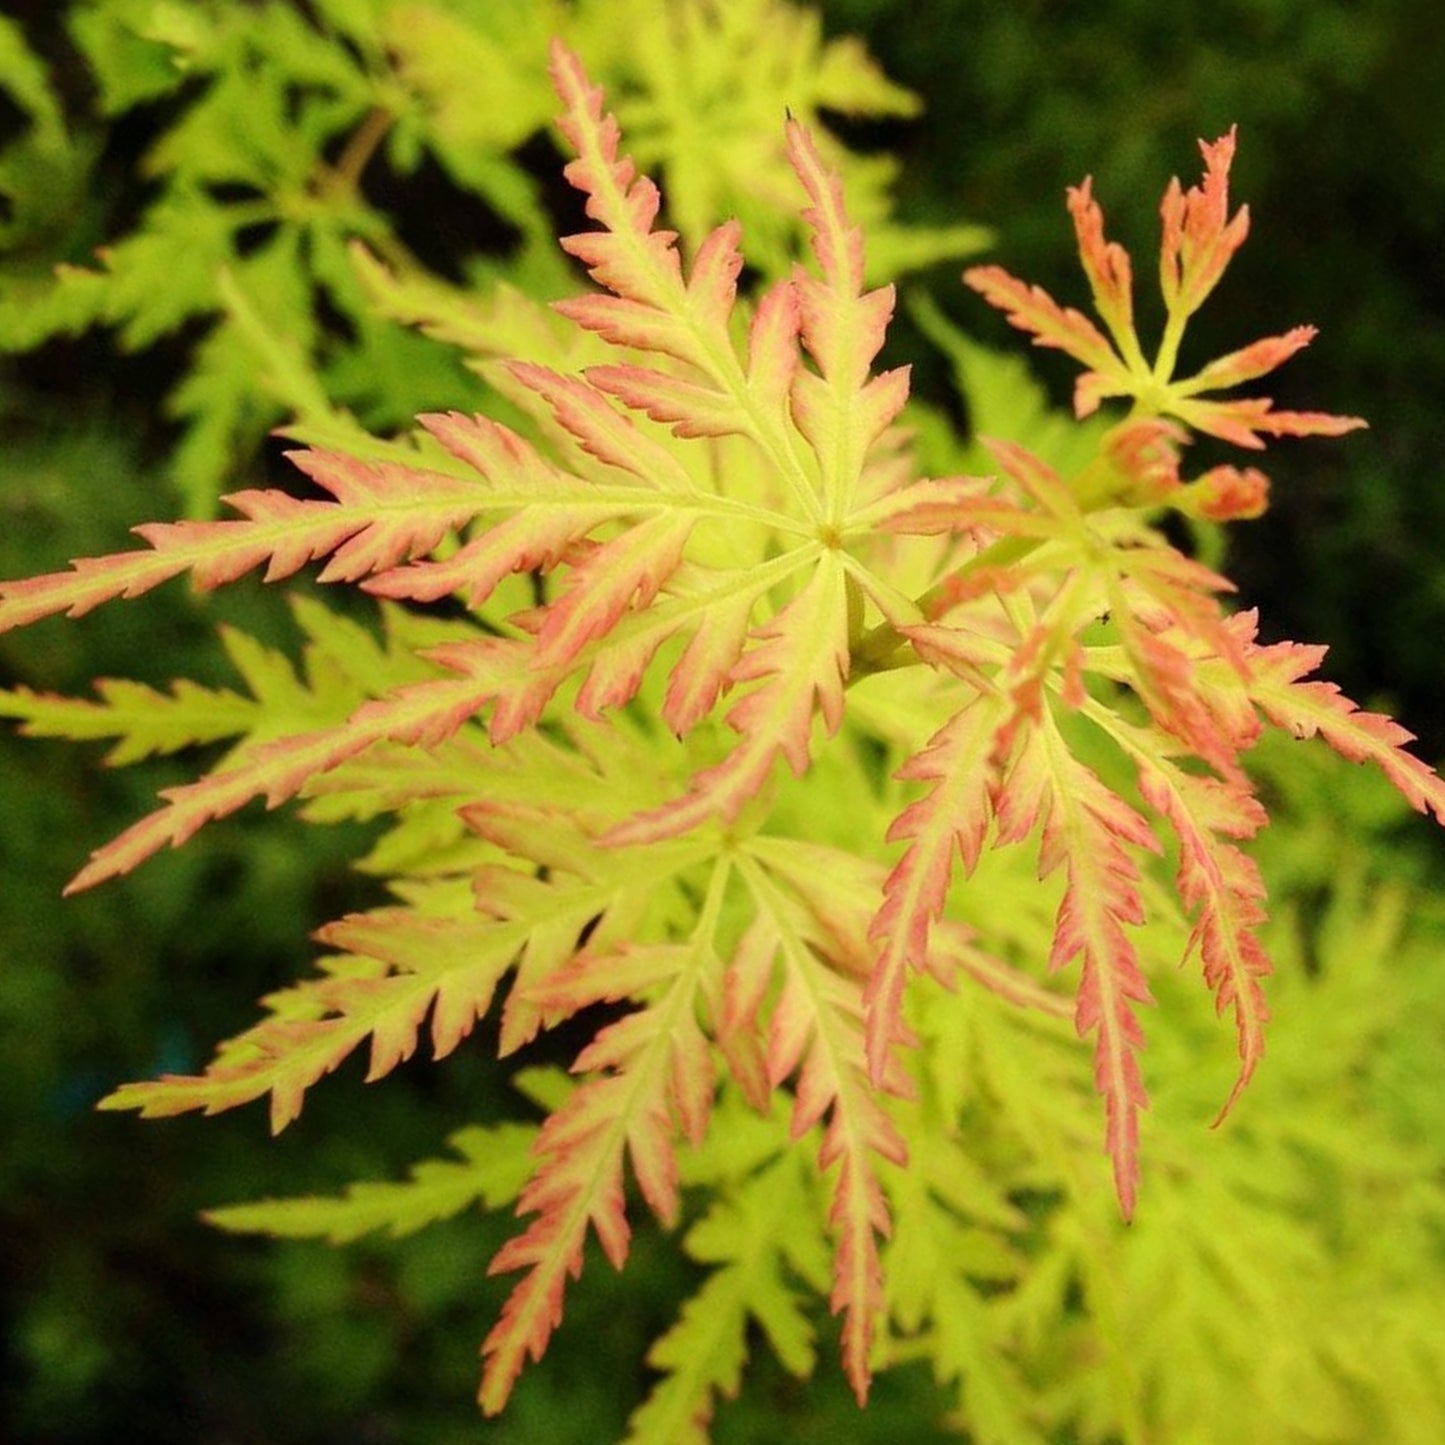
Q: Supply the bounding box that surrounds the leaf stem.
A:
[331,106,395,191]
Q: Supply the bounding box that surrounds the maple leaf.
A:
[964,127,1366,455]
[0,38,942,896]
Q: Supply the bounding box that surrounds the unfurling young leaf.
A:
[2,26,1440,1442]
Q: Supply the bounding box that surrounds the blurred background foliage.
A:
[0,1,1442,1441]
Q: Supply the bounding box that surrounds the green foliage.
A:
[3,5,1444,1444]
[206,1118,538,1243]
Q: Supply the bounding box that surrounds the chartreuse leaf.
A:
[348,239,581,372]
[0,15,67,151]
[624,1146,828,1445]
[569,0,988,281]
[0,592,435,767]
[0,675,255,767]
[67,0,191,114]
[204,1121,537,1242]
[1023,861,1445,1445]
[380,0,559,181]
[5,0,500,510]
[0,18,99,339]
[873,981,1046,1444]
[0,14,87,246]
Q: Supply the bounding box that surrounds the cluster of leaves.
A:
[4,25,1445,1445]
[0,0,983,516]
[838,0,1445,762]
